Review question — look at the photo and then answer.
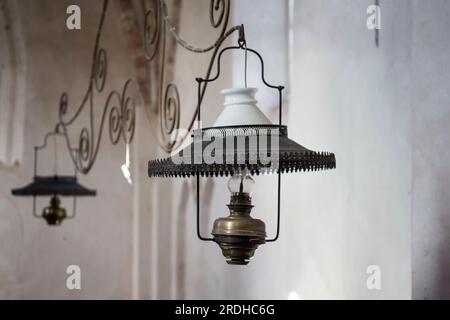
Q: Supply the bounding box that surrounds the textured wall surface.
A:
[286,0,412,299]
[0,0,137,298]
[0,0,449,300]
[411,0,450,300]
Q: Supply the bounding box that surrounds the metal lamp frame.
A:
[194,40,284,243]
[31,128,80,220]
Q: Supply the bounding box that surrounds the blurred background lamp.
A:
[11,129,96,225]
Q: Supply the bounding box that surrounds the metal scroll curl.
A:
[144,1,161,61]
[144,0,243,153]
[210,0,226,28]
[94,48,107,92]
[160,83,180,151]
[59,78,140,174]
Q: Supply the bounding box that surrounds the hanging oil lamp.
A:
[11,128,96,225]
[148,31,336,265]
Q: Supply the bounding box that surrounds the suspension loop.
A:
[34,130,66,177]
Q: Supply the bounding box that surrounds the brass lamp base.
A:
[42,195,67,225]
[212,193,266,265]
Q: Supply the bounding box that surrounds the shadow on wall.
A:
[437,181,450,299]
[0,197,24,298]
[175,180,189,299]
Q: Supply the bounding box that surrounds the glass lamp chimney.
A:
[227,169,255,195]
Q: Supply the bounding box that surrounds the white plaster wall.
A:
[411,0,450,300]
[0,0,138,299]
[1,0,449,300]
[284,0,412,299]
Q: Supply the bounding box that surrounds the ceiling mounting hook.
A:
[238,24,246,48]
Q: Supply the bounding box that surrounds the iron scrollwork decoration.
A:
[57,0,140,175]
[143,0,244,153]
[53,0,244,175]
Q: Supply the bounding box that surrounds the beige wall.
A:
[285,0,412,299]
[1,0,449,300]
[0,0,138,298]
[411,0,450,300]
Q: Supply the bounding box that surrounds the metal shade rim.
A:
[148,136,336,178]
[11,175,97,197]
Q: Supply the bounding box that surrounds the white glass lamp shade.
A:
[213,88,272,127]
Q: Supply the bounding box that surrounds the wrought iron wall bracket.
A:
[51,0,246,176]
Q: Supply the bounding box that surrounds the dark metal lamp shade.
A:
[11,176,96,197]
[11,175,96,226]
[148,125,335,177]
